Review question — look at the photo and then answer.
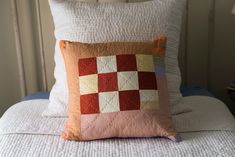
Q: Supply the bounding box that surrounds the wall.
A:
[211,0,235,113]
[183,0,235,114]
[0,0,22,115]
[0,0,46,116]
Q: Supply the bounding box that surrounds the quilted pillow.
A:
[60,36,179,141]
[42,0,188,117]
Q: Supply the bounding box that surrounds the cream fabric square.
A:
[118,72,139,91]
[140,90,159,110]
[99,91,120,113]
[79,74,98,95]
[136,55,155,72]
[97,56,117,74]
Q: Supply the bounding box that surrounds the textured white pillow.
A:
[42,0,187,117]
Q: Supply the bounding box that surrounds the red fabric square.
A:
[116,54,137,71]
[98,72,118,92]
[78,58,97,76]
[80,93,99,114]
[138,72,157,89]
[119,90,140,111]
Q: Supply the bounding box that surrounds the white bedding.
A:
[0,96,235,157]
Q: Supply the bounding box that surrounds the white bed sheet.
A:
[0,96,235,157]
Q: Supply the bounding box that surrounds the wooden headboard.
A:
[11,0,214,97]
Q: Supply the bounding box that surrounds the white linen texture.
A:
[0,96,235,156]
[43,0,187,117]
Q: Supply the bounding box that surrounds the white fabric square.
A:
[140,90,159,110]
[118,72,139,91]
[79,74,98,95]
[99,91,120,113]
[136,55,155,72]
[97,56,117,74]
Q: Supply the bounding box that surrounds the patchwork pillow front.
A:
[60,36,179,141]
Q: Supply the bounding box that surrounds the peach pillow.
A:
[60,36,179,142]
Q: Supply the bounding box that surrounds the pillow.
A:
[43,0,188,117]
[60,36,179,141]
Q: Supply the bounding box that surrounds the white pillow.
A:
[42,0,187,117]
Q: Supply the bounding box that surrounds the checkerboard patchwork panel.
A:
[78,54,159,115]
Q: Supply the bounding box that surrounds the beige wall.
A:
[0,0,21,115]
[184,0,235,113]
[211,0,235,111]
[0,0,47,116]
[0,0,235,116]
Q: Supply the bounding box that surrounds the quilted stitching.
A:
[80,54,161,135]
[78,53,168,139]
[79,75,98,95]
[139,90,159,110]
[118,72,139,91]
[99,92,119,113]
[98,73,118,92]
[80,94,99,114]
[120,112,152,136]
[61,38,177,141]
[136,55,155,72]
[97,56,117,73]
[79,58,97,76]
[116,54,137,71]
[79,54,159,114]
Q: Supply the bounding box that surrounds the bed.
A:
[1,0,235,156]
[0,88,235,156]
